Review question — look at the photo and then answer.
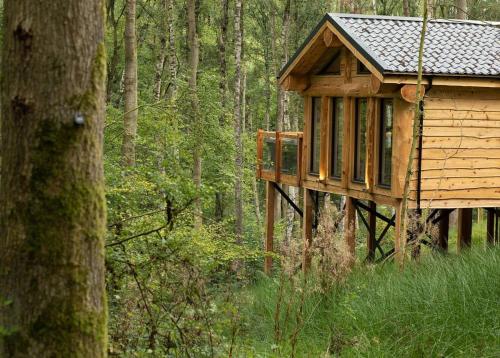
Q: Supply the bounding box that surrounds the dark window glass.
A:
[353,98,368,182]
[280,138,298,175]
[310,97,321,175]
[263,137,276,171]
[357,60,370,74]
[319,52,341,75]
[379,99,393,187]
[330,98,344,179]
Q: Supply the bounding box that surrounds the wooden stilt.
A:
[302,189,314,272]
[367,201,376,261]
[344,196,356,265]
[457,208,472,252]
[486,208,495,245]
[264,181,276,275]
[394,200,405,266]
[437,209,449,252]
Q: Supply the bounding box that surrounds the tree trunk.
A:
[187,0,202,228]
[403,0,410,16]
[122,0,138,166]
[0,1,107,356]
[153,0,168,102]
[166,0,177,99]
[107,0,123,104]
[455,0,467,19]
[215,0,229,221]
[234,0,244,238]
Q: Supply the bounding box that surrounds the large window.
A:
[330,98,344,179]
[353,98,368,183]
[280,138,299,176]
[310,97,321,175]
[378,99,393,187]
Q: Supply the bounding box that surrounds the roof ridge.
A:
[327,13,499,27]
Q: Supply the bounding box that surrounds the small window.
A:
[357,60,370,75]
[310,97,321,175]
[263,137,276,171]
[319,52,341,75]
[280,138,298,176]
[378,99,393,187]
[330,98,344,179]
[353,98,368,183]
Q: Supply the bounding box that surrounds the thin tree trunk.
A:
[215,0,229,221]
[107,0,123,104]
[166,0,177,99]
[455,0,467,19]
[122,0,138,166]
[187,0,202,228]
[153,0,168,102]
[403,0,410,16]
[400,1,428,267]
[0,1,107,355]
[234,0,244,238]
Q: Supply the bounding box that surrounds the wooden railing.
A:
[256,129,303,187]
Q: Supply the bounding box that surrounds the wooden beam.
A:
[400,84,426,103]
[282,75,310,91]
[457,208,473,252]
[323,28,342,48]
[432,77,500,88]
[486,208,495,245]
[264,181,276,275]
[319,96,329,181]
[367,201,376,261]
[344,196,356,265]
[302,189,314,272]
[437,209,449,252]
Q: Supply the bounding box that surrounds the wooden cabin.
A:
[257,14,500,272]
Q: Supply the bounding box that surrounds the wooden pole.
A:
[394,200,405,266]
[344,196,356,265]
[437,209,449,252]
[302,189,314,272]
[264,181,276,275]
[457,208,472,252]
[486,208,495,245]
[367,201,376,261]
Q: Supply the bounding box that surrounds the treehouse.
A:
[257,14,500,272]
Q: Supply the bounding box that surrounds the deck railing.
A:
[256,130,303,187]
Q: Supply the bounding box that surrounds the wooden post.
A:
[394,200,405,266]
[344,196,356,265]
[457,208,473,252]
[486,208,495,245]
[437,209,449,252]
[264,181,276,275]
[367,201,376,261]
[302,189,314,272]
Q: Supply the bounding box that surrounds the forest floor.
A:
[235,245,500,357]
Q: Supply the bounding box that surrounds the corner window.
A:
[280,138,298,176]
[310,97,321,175]
[330,98,344,179]
[353,98,367,183]
[378,99,393,187]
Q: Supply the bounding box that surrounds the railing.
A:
[256,130,303,187]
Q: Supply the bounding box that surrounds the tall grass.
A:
[238,247,500,357]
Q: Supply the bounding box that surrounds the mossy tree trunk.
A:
[0,1,108,356]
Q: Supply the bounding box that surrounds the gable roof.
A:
[279,13,500,79]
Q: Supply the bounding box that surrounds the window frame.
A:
[309,96,321,176]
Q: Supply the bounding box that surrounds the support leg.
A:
[457,208,472,252]
[367,201,376,261]
[344,196,356,265]
[487,208,495,246]
[437,209,450,252]
[264,181,276,275]
[302,189,314,273]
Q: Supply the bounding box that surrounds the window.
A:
[357,60,370,74]
[330,98,344,179]
[310,97,321,175]
[378,99,393,187]
[263,137,276,171]
[353,98,368,183]
[319,52,341,75]
[280,138,298,175]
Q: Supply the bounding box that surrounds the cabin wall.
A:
[410,87,500,209]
